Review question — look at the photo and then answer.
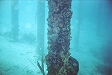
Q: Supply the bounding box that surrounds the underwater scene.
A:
[0,0,112,75]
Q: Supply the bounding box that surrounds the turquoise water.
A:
[0,0,112,75]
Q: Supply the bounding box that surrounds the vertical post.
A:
[36,1,45,74]
[46,0,79,75]
[36,0,45,57]
[73,1,82,51]
[11,0,19,41]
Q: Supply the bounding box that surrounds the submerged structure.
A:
[45,0,79,75]
[11,0,19,41]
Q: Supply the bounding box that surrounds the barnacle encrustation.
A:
[53,27,60,34]
[48,34,58,43]
[62,9,72,18]
[54,6,59,12]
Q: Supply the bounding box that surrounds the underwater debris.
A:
[28,57,45,75]
[37,55,45,75]
[46,0,79,75]
[37,61,43,74]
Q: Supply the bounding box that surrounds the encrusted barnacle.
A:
[53,27,60,33]
[57,38,64,44]
[46,0,79,75]
[53,14,63,21]
[54,6,59,12]
[47,17,55,27]
[62,9,72,18]
[65,21,70,25]
[47,27,52,34]
[47,44,51,50]
[66,10,72,18]
[48,34,58,43]
[62,28,66,31]
[52,21,59,27]
[58,23,64,28]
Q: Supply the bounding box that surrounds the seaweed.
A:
[37,55,45,75]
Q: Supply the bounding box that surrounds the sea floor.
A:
[0,35,111,75]
[0,36,44,75]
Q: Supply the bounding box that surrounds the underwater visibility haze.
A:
[0,0,112,75]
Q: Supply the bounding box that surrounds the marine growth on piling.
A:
[45,0,79,75]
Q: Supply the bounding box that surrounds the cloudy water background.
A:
[0,0,112,75]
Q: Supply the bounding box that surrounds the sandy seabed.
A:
[0,35,108,75]
[0,36,44,75]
